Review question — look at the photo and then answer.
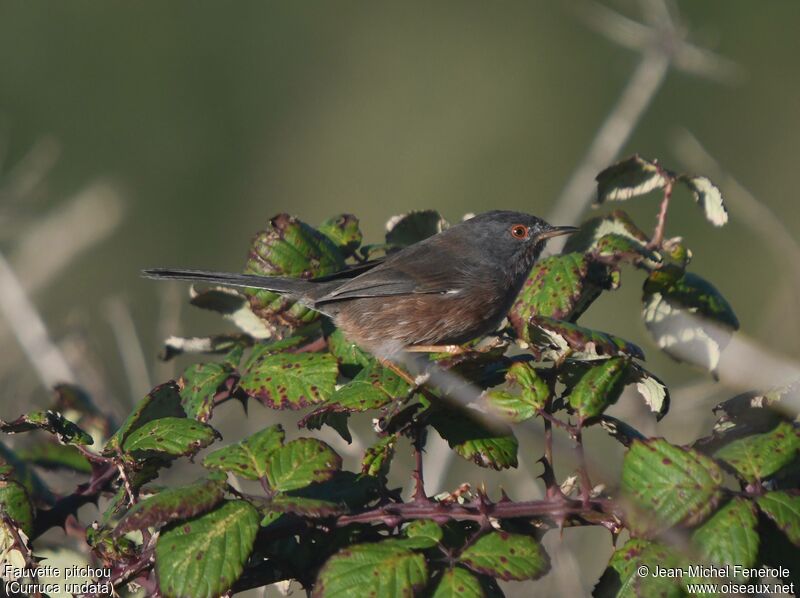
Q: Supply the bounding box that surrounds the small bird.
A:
[143,211,576,357]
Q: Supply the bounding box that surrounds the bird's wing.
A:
[314,243,467,304]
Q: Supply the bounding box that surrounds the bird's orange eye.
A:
[510,224,529,239]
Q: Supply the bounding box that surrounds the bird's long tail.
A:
[141,268,311,296]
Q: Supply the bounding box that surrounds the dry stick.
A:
[106,296,153,402]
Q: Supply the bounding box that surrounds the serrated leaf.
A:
[481,362,549,423]
[189,286,273,339]
[565,210,649,251]
[16,442,91,474]
[631,365,670,420]
[593,234,662,268]
[0,442,53,504]
[270,494,346,517]
[313,540,428,598]
[115,477,225,536]
[714,422,800,483]
[432,567,484,598]
[265,438,341,492]
[622,439,724,534]
[319,214,363,255]
[105,382,186,455]
[594,538,684,598]
[326,327,372,376]
[179,362,238,422]
[203,424,285,480]
[642,266,738,372]
[566,357,631,421]
[681,175,728,227]
[401,519,442,549]
[459,532,549,581]
[430,410,518,470]
[161,333,254,360]
[510,253,610,334]
[156,500,259,598]
[288,471,382,510]
[526,316,644,361]
[599,415,646,447]
[595,155,668,203]
[0,410,92,446]
[691,498,758,572]
[122,417,217,458]
[756,491,800,546]
[239,351,338,409]
[361,435,397,477]
[0,480,33,537]
[385,210,448,248]
[244,213,346,331]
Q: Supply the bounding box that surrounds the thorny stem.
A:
[411,426,428,502]
[575,423,593,509]
[647,161,675,249]
[116,461,137,506]
[537,409,578,438]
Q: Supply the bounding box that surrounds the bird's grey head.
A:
[455,210,577,276]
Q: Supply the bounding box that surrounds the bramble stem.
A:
[647,162,674,249]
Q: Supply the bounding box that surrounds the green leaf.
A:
[432,567,484,598]
[0,442,53,504]
[481,362,549,423]
[244,213,346,330]
[0,410,93,445]
[592,234,662,268]
[622,439,724,534]
[319,214,363,255]
[566,357,631,420]
[203,424,285,480]
[691,498,758,572]
[265,438,341,492]
[313,540,428,598]
[526,316,644,361]
[642,266,738,372]
[0,480,33,537]
[361,435,398,477]
[594,538,684,598]
[714,422,799,483]
[179,362,238,422]
[326,327,372,376]
[756,491,800,546]
[115,477,226,536]
[16,442,91,474]
[270,494,346,518]
[189,286,273,339]
[401,520,443,549]
[459,532,550,581]
[510,253,609,331]
[122,417,218,458]
[680,175,728,227]
[105,382,186,454]
[239,350,338,409]
[595,155,668,203]
[430,410,518,470]
[385,210,448,247]
[156,500,259,598]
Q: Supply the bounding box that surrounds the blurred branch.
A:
[547,0,740,250]
[105,296,152,402]
[0,252,77,387]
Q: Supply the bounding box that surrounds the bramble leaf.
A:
[179,361,238,422]
[481,362,549,422]
[265,438,341,492]
[122,417,217,458]
[313,540,428,598]
[270,494,346,518]
[239,350,338,409]
[680,175,728,227]
[756,491,800,546]
[243,214,345,330]
[401,519,443,549]
[0,410,92,446]
[115,477,225,536]
[565,357,631,420]
[430,411,518,470]
[0,480,33,537]
[385,210,448,248]
[156,500,259,598]
[622,439,724,534]
[459,532,550,581]
[691,498,758,572]
[319,214,363,255]
[595,155,668,203]
[361,435,398,478]
[714,422,799,483]
[432,567,483,598]
[594,538,684,597]
[203,424,285,480]
[189,286,273,339]
[525,316,644,361]
[16,442,91,474]
[630,365,670,420]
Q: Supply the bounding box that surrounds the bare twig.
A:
[106,296,152,402]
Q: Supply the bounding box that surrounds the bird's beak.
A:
[537,225,579,240]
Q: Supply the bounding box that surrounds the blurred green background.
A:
[1,1,799,594]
